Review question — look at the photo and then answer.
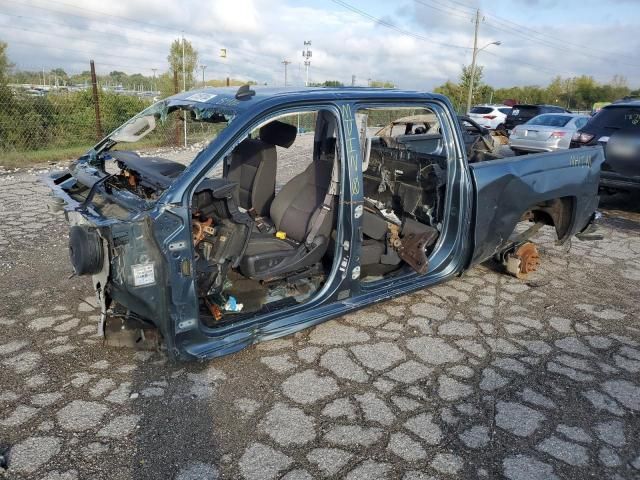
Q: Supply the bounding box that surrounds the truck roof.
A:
[170,86,443,112]
[607,99,640,107]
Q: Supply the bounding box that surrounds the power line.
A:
[2,0,184,35]
[0,12,175,50]
[482,18,640,69]
[331,0,617,83]
[330,0,471,50]
[425,0,640,66]
[0,0,285,74]
[412,0,474,22]
[332,0,576,77]
[0,17,295,86]
[7,39,165,70]
[0,23,181,62]
[0,0,383,85]
[410,0,640,76]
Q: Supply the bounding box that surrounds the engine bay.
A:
[107,151,188,200]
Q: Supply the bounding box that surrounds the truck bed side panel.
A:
[468,146,604,266]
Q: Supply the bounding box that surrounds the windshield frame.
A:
[101,98,238,151]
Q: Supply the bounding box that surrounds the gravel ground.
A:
[1,159,640,479]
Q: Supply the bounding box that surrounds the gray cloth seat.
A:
[227,120,297,216]
[239,157,336,280]
[227,139,276,217]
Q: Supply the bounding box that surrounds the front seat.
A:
[227,120,297,216]
[239,151,337,281]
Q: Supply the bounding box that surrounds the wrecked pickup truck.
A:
[46,86,603,361]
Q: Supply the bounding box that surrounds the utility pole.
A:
[282,60,291,87]
[302,41,312,86]
[466,9,480,115]
[181,34,187,91]
[220,49,229,85]
[200,65,207,87]
[351,75,356,87]
[465,11,501,113]
[173,70,181,146]
[90,60,103,140]
[151,68,157,93]
[182,33,187,147]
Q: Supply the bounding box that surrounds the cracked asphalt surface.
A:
[1,167,640,480]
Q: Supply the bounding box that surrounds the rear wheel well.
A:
[523,196,575,242]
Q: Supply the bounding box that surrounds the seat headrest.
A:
[259,120,297,148]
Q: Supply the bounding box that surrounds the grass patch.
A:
[0,146,89,168]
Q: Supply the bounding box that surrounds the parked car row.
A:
[504,104,570,132]
[469,103,572,134]
[509,113,589,154]
[471,99,640,193]
[468,105,512,130]
[570,99,640,191]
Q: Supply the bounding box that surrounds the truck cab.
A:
[47,86,603,361]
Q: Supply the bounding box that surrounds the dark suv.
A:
[570,100,640,191]
[504,104,570,132]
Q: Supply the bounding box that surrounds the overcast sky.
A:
[2,0,640,89]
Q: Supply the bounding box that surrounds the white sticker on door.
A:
[132,263,155,286]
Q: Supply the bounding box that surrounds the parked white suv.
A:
[468,105,512,130]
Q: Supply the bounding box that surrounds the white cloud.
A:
[2,0,639,89]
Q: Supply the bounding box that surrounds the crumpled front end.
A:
[45,168,171,344]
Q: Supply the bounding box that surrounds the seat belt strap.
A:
[305,194,333,248]
[305,155,339,248]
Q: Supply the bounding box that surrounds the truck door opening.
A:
[190,109,343,326]
[355,107,447,281]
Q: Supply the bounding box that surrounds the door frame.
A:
[348,99,474,295]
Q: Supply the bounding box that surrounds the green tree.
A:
[369,80,395,88]
[50,68,68,85]
[157,71,177,98]
[167,38,199,91]
[108,70,127,85]
[69,71,92,86]
[204,78,255,87]
[434,80,463,110]
[460,65,486,105]
[0,41,15,154]
[0,41,13,86]
[309,80,344,87]
[433,65,484,112]
[128,73,147,90]
[546,76,565,105]
[460,64,483,100]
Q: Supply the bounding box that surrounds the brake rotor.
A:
[512,242,541,279]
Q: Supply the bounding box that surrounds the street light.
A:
[282,60,291,87]
[302,41,312,86]
[199,65,207,87]
[466,40,501,114]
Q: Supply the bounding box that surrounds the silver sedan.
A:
[509,113,589,154]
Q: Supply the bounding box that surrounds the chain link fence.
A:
[0,82,481,168]
[0,81,234,167]
[0,86,145,165]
